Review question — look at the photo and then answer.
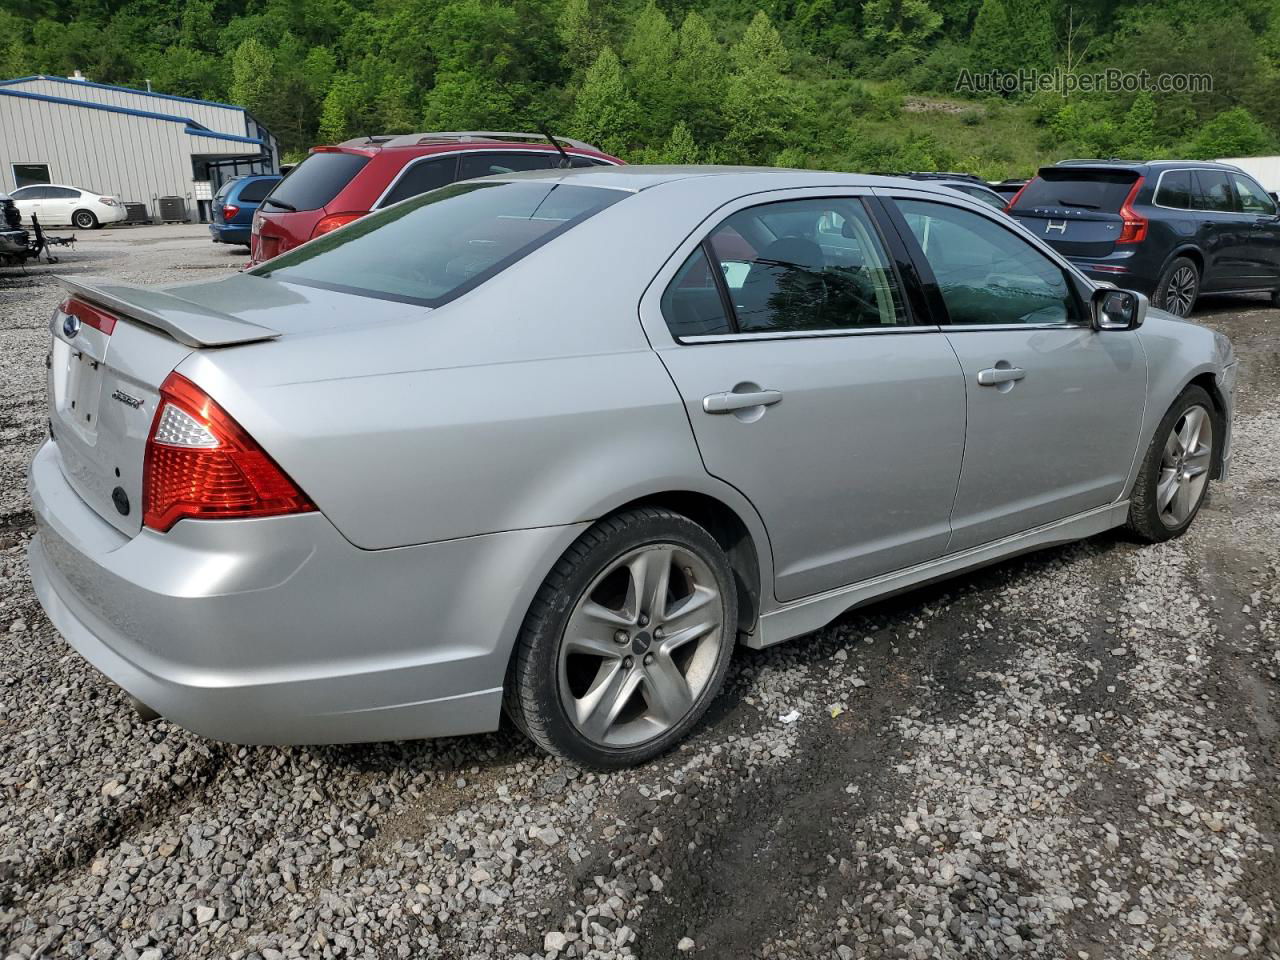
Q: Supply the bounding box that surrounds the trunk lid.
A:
[1010,167,1140,259]
[47,279,283,536]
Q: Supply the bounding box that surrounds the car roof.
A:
[1052,159,1241,173]
[477,165,1007,205]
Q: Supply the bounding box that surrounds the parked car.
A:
[8,183,127,229]
[1008,159,1280,316]
[249,131,621,264]
[29,168,1235,768]
[900,172,1009,210]
[209,174,281,247]
[0,191,30,265]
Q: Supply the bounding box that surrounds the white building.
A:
[0,74,279,222]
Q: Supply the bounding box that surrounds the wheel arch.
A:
[1186,370,1229,479]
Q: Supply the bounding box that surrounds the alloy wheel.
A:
[557,543,724,747]
[1164,265,1197,317]
[73,211,95,229]
[1157,404,1213,528]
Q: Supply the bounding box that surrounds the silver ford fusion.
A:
[28,167,1235,768]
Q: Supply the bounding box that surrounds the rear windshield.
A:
[1013,168,1139,212]
[237,178,276,203]
[255,180,625,306]
[264,152,369,212]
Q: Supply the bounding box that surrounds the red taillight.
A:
[59,297,117,335]
[142,373,315,532]
[312,212,363,238]
[222,204,240,221]
[1005,179,1033,212]
[1116,176,1148,244]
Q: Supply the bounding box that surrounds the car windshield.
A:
[1014,168,1139,211]
[255,180,626,306]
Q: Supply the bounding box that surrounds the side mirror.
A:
[1091,287,1146,330]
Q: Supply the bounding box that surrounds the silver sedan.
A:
[27,167,1236,767]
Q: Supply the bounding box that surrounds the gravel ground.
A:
[1,225,1277,960]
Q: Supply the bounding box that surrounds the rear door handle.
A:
[976,366,1025,386]
[703,389,783,413]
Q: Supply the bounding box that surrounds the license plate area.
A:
[51,327,110,444]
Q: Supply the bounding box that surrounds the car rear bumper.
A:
[27,439,586,745]
[209,223,250,245]
[1066,252,1157,295]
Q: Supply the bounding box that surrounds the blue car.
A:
[209,174,281,247]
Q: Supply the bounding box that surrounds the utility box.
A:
[123,202,150,224]
[157,196,187,223]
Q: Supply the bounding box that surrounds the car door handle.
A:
[976,366,1025,386]
[702,389,783,413]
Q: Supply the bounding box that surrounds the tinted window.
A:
[257,181,624,307]
[47,187,79,199]
[661,246,733,338]
[696,197,907,334]
[236,178,276,203]
[214,180,236,202]
[1014,168,1139,212]
[266,152,370,211]
[457,151,555,180]
[378,156,457,208]
[1193,171,1234,212]
[570,156,608,167]
[1156,170,1192,209]
[896,199,1080,326]
[956,185,1009,209]
[1231,173,1275,214]
[10,186,46,199]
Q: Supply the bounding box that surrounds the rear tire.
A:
[72,209,99,230]
[1127,385,1217,543]
[505,507,737,768]
[1153,256,1199,317]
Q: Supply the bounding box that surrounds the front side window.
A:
[10,186,45,200]
[1231,173,1276,215]
[256,180,625,307]
[1156,170,1192,209]
[895,198,1080,326]
[1193,171,1235,213]
[661,197,908,339]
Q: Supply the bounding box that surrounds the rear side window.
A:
[256,181,625,307]
[266,152,369,211]
[1014,169,1139,212]
[661,247,733,338]
[214,180,235,203]
[1231,173,1276,214]
[48,187,80,199]
[1156,170,1192,209]
[457,152,555,180]
[378,156,458,208]
[1193,171,1234,212]
[237,179,276,203]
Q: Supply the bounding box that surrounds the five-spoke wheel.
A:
[506,508,737,768]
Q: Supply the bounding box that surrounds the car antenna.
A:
[539,125,573,168]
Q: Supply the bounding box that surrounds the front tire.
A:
[505,507,737,768]
[1154,256,1200,317]
[1127,386,1217,543]
[72,209,100,230]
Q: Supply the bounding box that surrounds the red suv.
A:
[250,132,621,265]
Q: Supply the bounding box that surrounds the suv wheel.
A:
[1155,257,1199,317]
[1127,385,1217,543]
[72,209,99,230]
[505,507,737,768]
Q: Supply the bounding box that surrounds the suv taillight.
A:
[223,204,240,221]
[1117,176,1148,244]
[312,213,363,238]
[143,373,315,532]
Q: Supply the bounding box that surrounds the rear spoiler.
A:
[56,275,280,348]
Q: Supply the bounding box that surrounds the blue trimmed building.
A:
[0,75,279,223]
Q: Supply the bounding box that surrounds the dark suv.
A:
[1009,160,1280,316]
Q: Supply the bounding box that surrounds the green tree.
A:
[722,11,796,163]
[570,46,638,156]
[229,38,275,117]
[1190,107,1275,159]
[558,0,606,75]
[969,0,1016,78]
[645,120,700,163]
[1119,90,1156,156]
[318,72,362,142]
[672,11,728,144]
[423,70,520,129]
[862,0,944,52]
[622,2,678,143]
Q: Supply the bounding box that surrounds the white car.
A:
[8,183,127,229]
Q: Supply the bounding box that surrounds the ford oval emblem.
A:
[62,312,81,338]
